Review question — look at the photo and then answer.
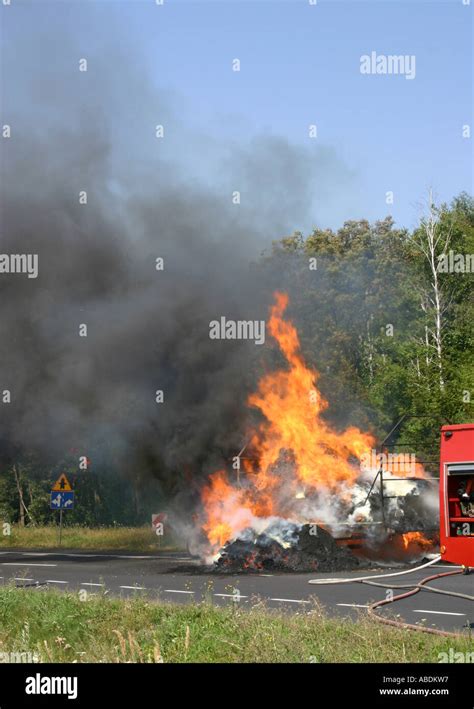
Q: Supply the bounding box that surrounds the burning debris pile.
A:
[196,292,438,570]
[214,521,360,573]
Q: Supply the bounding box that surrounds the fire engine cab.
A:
[439,423,474,570]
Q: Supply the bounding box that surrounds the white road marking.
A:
[152,556,190,561]
[2,563,57,567]
[14,578,35,582]
[46,580,69,584]
[120,585,146,590]
[79,582,104,587]
[214,593,248,598]
[337,603,370,608]
[270,598,310,604]
[412,610,466,617]
[164,589,194,594]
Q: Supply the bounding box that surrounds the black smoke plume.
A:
[0,3,354,506]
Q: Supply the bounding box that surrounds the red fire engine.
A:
[439,423,474,570]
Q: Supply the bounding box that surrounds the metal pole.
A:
[379,469,386,529]
[362,465,382,507]
[235,440,248,488]
[59,508,63,546]
[380,414,407,448]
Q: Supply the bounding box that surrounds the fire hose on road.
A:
[366,570,466,638]
[308,554,443,585]
[309,555,472,637]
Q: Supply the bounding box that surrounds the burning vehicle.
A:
[190,292,439,572]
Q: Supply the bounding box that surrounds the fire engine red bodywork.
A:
[439,423,474,567]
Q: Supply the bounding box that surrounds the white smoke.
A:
[203,463,439,564]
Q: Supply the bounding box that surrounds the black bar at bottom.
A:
[0,662,471,707]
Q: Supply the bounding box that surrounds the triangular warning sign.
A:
[52,474,72,492]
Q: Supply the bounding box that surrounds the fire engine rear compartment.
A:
[440,424,474,568]
[445,465,474,537]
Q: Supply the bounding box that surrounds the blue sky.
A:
[3,0,473,233]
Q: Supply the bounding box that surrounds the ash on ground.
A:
[213,522,360,573]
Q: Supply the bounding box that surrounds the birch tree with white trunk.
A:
[412,193,452,392]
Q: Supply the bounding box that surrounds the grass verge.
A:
[0,585,471,663]
[0,525,178,552]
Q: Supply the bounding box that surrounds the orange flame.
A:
[201,471,254,549]
[401,531,434,551]
[200,292,425,553]
[246,292,374,491]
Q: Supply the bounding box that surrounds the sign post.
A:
[151,513,167,548]
[59,509,63,545]
[50,474,74,546]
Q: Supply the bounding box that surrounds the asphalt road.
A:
[0,549,472,633]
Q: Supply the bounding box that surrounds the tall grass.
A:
[0,585,471,663]
[0,525,179,551]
